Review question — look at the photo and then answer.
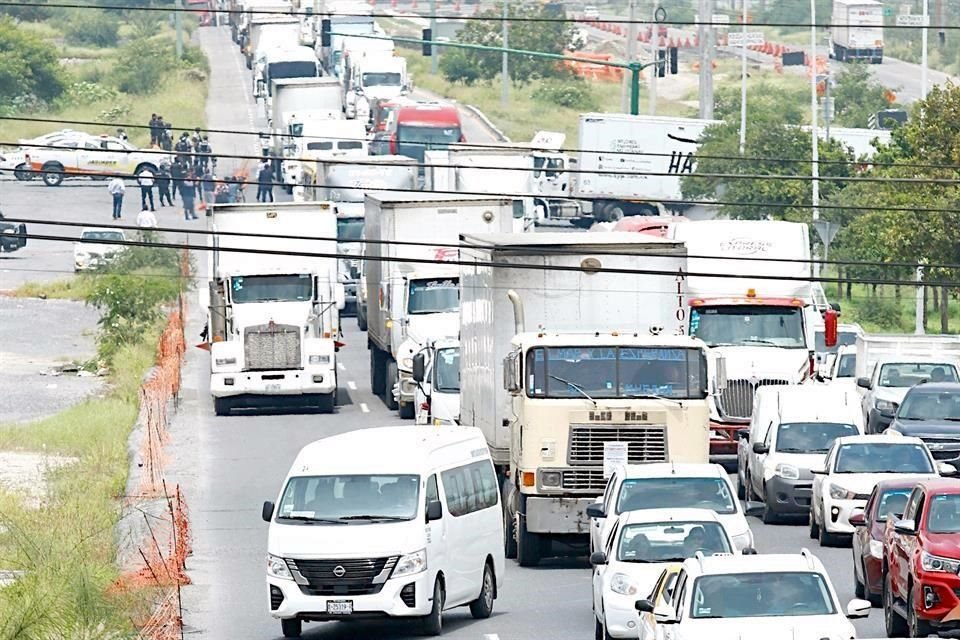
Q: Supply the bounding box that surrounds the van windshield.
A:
[276,474,420,523]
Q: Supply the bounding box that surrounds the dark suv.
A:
[888,383,960,467]
[0,211,27,253]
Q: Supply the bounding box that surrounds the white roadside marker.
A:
[347,381,357,390]
[359,403,370,413]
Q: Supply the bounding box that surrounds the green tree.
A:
[830,64,895,128]
[440,2,582,85]
[112,37,173,95]
[63,9,120,48]
[713,80,808,125]
[0,17,66,105]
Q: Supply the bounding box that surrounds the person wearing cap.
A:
[156,161,173,207]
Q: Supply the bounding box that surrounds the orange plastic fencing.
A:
[564,51,625,82]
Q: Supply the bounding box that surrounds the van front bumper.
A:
[211,367,336,397]
[267,570,434,621]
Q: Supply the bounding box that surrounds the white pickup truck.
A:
[27,134,167,187]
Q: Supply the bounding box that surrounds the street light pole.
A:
[698,0,715,119]
[738,0,748,154]
[810,0,821,277]
[430,0,438,74]
[921,0,929,99]
[623,0,637,113]
[501,0,509,108]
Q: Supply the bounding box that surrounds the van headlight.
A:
[610,573,637,596]
[392,549,427,578]
[309,355,330,365]
[775,463,800,480]
[267,554,293,580]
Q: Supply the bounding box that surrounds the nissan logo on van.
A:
[333,565,346,577]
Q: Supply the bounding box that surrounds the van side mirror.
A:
[714,355,727,393]
[743,501,765,517]
[412,352,426,383]
[939,462,959,477]
[426,500,443,522]
[334,283,346,311]
[635,599,655,613]
[262,501,275,522]
[857,377,871,389]
[752,442,769,455]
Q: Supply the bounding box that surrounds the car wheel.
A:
[42,163,63,186]
[594,616,604,640]
[818,506,836,547]
[907,583,933,637]
[761,484,778,524]
[808,508,820,540]
[13,164,32,181]
[280,618,301,638]
[884,571,907,637]
[384,360,399,411]
[853,553,865,599]
[736,472,746,499]
[422,577,444,636]
[469,562,495,619]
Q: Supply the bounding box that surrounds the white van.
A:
[262,425,505,638]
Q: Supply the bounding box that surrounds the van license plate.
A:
[326,600,353,615]
[266,384,280,392]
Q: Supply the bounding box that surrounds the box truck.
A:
[831,0,884,63]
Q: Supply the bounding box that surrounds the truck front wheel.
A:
[214,397,232,416]
[502,478,518,559]
[315,392,335,414]
[370,349,385,395]
[517,496,542,567]
[42,162,64,186]
[385,360,399,411]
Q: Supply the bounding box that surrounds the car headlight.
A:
[922,551,960,573]
[876,399,898,415]
[267,554,293,580]
[540,471,562,488]
[401,357,413,369]
[829,483,855,500]
[775,463,800,480]
[215,357,236,366]
[869,540,884,559]
[610,572,638,596]
[309,355,330,365]
[392,549,427,578]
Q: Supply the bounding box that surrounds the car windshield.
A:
[927,493,960,533]
[775,422,860,453]
[81,231,125,242]
[690,572,836,618]
[879,363,958,387]
[433,347,460,393]
[834,443,934,474]
[617,521,731,563]
[363,72,402,87]
[276,474,420,523]
[876,489,912,521]
[897,391,960,420]
[690,306,805,348]
[231,274,312,303]
[407,278,458,314]
[836,353,856,378]
[526,346,707,400]
[617,477,736,515]
[336,218,364,242]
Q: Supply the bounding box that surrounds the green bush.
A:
[57,81,119,107]
[856,296,903,330]
[440,49,483,85]
[63,9,119,48]
[534,78,598,110]
[112,37,172,95]
[0,17,67,104]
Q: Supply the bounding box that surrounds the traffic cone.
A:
[668,36,675,47]
[683,37,691,48]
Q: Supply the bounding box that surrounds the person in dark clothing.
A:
[137,167,156,211]
[160,122,173,151]
[180,172,199,220]
[256,162,274,202]
[194,135,212,174]
[170,158,186,203]
[156,162,173,207]
[149,114,160,146]
[175,133,192,165]
[201,168,216,209]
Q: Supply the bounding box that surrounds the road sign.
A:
[694,13,731,26]
[813,220,839,249]
[726,31,765,47]
[895,14,926,27]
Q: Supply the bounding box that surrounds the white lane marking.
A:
[337,362,346,371]
[483,635,500,640]
[359,402,370,413]
[347,380,357,390]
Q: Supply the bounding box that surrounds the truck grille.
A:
[287,556,398,597]
[568,424,668,466]
[244,323,301,371]
[561,468,607,492]
[717,379,790,420]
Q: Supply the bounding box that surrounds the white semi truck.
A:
[365,193,519,419]
[666,219,838,465]
[204,202,345,416]
[459,232,717,566]
[830,0,884,63]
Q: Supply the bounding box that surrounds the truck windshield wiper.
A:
[338,514,411,521]
[549,375,597,407]
[623,393,681,406]
[742,339,778,346]
[278,516,348,525]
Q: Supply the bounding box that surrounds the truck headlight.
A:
[215,357,236,366]
[775,464,800,480]
[267,554,293,580]
[610,573,637,596]
[876,399,898,415]
[392,549,427,578]
[922,551,960,573]
[309,355,330,365]
[829,483,854,500]
[539,471,562,488]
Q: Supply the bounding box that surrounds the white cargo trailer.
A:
[831,0,884,63]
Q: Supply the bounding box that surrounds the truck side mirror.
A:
[412,352,426,382]
[255,78,266,98]
[752,442,769,454]
[503,351,521,394]
[824,309,839,348]
[714,355,727,393]
[857,377,871,389]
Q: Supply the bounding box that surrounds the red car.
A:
[850,478,916,606]
[883,479,960,637]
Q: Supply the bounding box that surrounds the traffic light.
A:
[320,19,331,47]
[669,47,678,74]
[657,48,666,78]
[422,28,432,56]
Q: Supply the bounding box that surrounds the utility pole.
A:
[623,0,637,113]
[175,0,183,58]
[824,62,832,141]
[430,0,438,74]
[809,0,820,277]
[698,0,714,119]
[737,0,748,153]
[916,262,926,335]
[501,0,509,108]
[649,3,658,115]
[921,0,929,99]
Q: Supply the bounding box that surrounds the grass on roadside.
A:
[826,280,960,334]
[12,276,96,301]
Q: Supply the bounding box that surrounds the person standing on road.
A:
[137,168,156,211]
[108,176,125,219]
[137,207,158,228]
[156,161,173,207]
[170,158,186,204]
[180,172,199,220]
[256,161,273,202]
[201,168,216,209]
[160,121,173,151]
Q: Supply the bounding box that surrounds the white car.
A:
[74,228,126,271]
[592,508,738,640]
[820,344,857,385]
[27,134,167,187]
[586,463,758,554]
[809,434,945,546]
[635,549,871,640]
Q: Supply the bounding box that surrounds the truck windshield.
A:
[396,125,461,161]
[898,390,960,420]
[433,347,460,393]
[617,521,731,563]
[408,278,458,315]
[690,305,805,348]
[276,474,420,523]
[617,477,736,515]
[336,218,364,241]
[268,61,317,81]
[231,274,312,303]
[834,443,934,474]
[775,422,860,453]
[525,346,707,400]
[926,494,960,533]
[690,572,835,618]
[363,72,401,87]
[878,363,958,387]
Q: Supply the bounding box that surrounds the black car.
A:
[0,211,27,253]
[887,382,960,467]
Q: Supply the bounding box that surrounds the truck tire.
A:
[907,584,933,637]
[603,203,626,222]
[502,478,518,559]
[385,360,399,411]
[357,306,368,331]
[370,349,385,395]
[42,162,64,186]
[214,397,232,416]
[517,495,541,567]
